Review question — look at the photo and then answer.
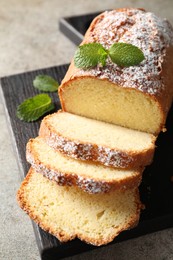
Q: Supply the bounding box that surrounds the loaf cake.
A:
[39,110,156,169]
[17,168,142,246]
[59,8,173,134]
[17,7,173,248]
[26,137,143,193]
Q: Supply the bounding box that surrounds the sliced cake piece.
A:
[17,168,142,246]
[26,137,143,194]
[39,111,156,169]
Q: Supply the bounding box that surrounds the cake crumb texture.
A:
[17,168,141,246]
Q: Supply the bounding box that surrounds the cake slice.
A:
[39,111,156,169]
[59,8,173,134]
[17,168,142,246]
[26,137,143,193]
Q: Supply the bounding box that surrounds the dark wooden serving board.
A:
[59,11,101,45]
[1,64,173,260]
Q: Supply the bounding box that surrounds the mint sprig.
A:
[74,42,145,69]
[16,94,55,122]
[74,43,108,68]
[109,43,145,67]
[33,75,59,92]
[16,75,59,122]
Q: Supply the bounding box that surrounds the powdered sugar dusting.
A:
[26,149,111,194]
[77,9,173,95]
[26,138,141,194]
[97,146,133,167]
[76,176,110,194]
[44,131,135,168]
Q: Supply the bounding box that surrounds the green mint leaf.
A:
[74,43,108,69]
[16,94,55,122]
[109,42,145,67]
[33,75,59,92]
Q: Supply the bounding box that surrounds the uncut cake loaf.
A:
[59,8,173,134]
[39,110,156,169]
[26,137,143,193]
[17,168,142,246]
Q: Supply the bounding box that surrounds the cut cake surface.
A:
[17,168,141,246]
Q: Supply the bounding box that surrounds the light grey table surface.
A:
[0,1,173,259]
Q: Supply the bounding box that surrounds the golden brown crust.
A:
[58,8,173,134]
[16,169,76,243]
[26,138,143,193]
[39,111,155,169]
[17,168,142,246]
